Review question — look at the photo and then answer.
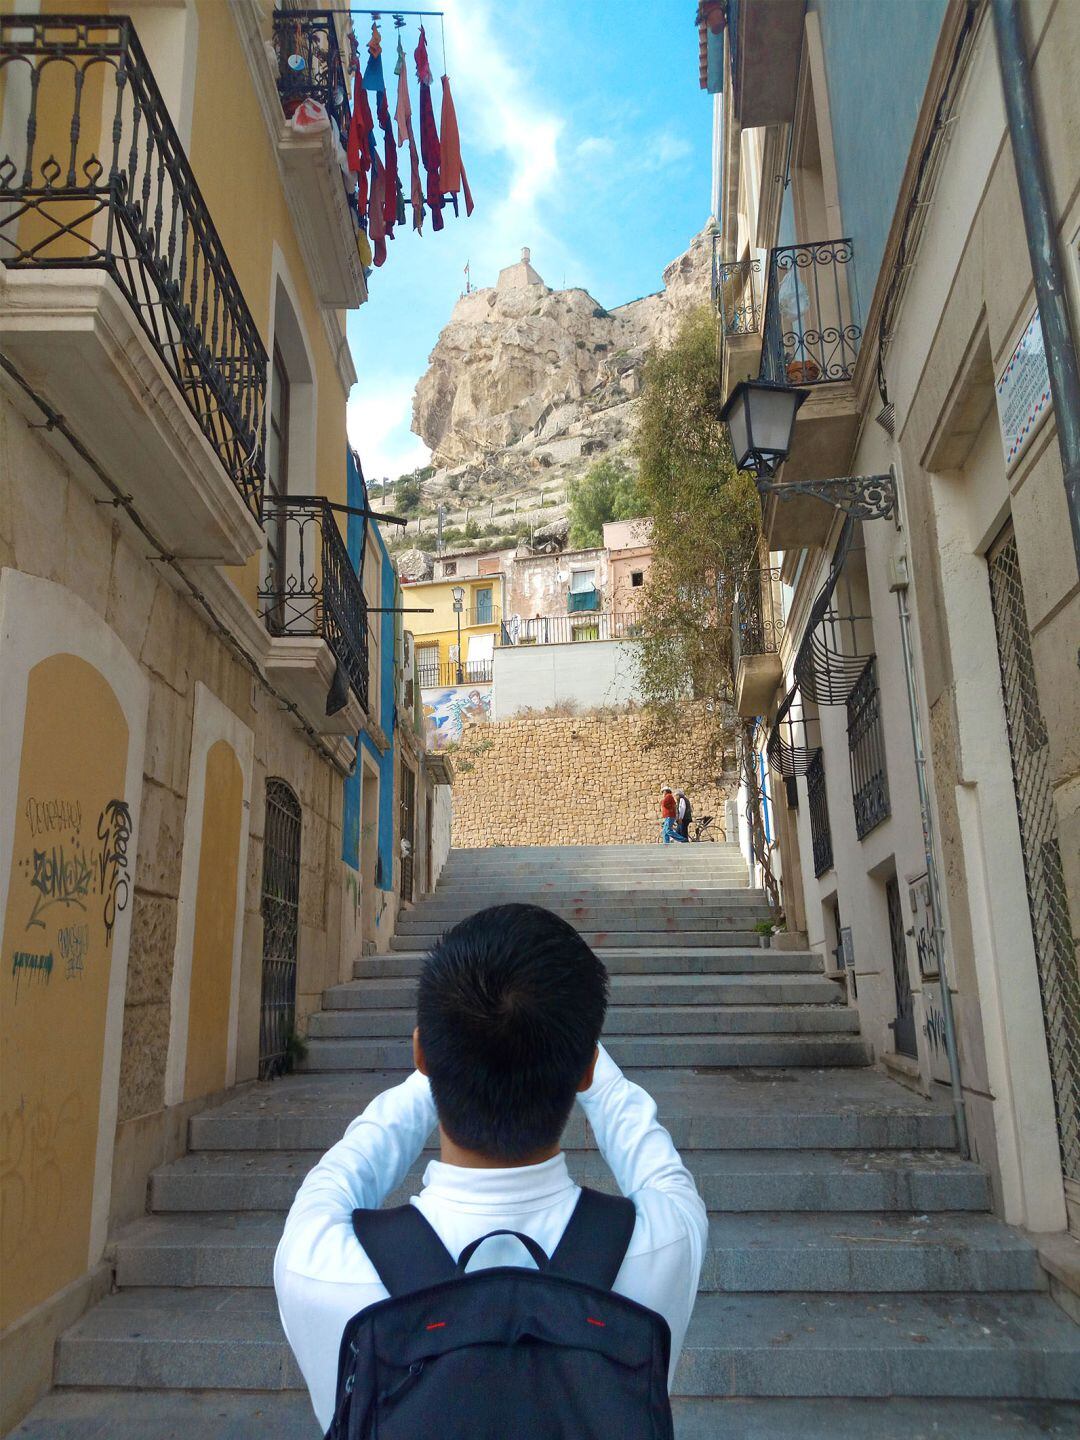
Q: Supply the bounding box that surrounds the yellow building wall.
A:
[183,739,244,1102]
[404,578,502,668]
[0,655,129,1330]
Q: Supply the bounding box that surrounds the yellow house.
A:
[0,3,436,1425]
[403,572,506,687]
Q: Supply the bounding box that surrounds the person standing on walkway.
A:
[674,789,692,843]
[274,904,707,1434]
[660,784,677,843]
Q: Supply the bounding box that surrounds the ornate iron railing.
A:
[715,254,761,337]
[258,497,369,712]
[272,9,352,141]
[759,238,862,386]
[0,16,267,516]
[766,684,819,779]
[806,748,833,877]
[259,778,301,1080]
[794,519,876,705]
[733,565,784,670]
[846,656,890,839]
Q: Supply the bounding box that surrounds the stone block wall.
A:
[450,706,735,847]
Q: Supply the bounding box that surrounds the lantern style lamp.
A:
[720,379,808,481]
[451,585,465,684]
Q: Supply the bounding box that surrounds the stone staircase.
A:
[13,845,1080,1438]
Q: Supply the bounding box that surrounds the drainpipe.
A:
[893,567,971,1159]
[991,0,1080,573]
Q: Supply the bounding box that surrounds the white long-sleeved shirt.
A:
[274,1045,706,1432]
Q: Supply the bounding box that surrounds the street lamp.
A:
[451,584,465,684]
[719,377,897,521]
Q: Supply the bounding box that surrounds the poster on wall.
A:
[423,685,492,750]
[995,306,1052,472]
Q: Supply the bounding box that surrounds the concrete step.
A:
[15,1393,1080,1440]
[356,947,822,978]
[323,971,846,1010]
[298,1031,873,1072]
[51,1289,1080,1398]
[670,1398,1080,1439]
[113,1210,1044,1295]
[398,904,774,933]
[390,927,768,949]
[150,1148,986,1215]
[306,1004,859,1041]
[187,1069,958,1153]
[421,890,757,910]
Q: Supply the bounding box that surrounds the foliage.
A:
[632,305,761,772]
[396,471,423,513]
[568,457,646,548]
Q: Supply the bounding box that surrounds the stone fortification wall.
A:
[450,706,734,847]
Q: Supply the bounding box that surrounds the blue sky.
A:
[345,0,716,487]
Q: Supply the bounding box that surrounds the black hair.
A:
[416,903,609,1162]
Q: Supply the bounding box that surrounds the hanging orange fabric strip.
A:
[438,74,462,195]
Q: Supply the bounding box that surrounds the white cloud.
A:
[652,130,693,166]
[347,379,431,485]
[576,136,616,161]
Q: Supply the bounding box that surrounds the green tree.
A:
[632,305,761,772]
[396,472,423,514]
[568,457,645,548]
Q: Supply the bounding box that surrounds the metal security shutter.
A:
[987,527,1079,1212]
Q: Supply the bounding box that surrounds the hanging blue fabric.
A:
[363,20,385,92]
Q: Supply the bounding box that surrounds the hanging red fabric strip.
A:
[377,90,399,236]
[418,80,443,231]
[438,75,461,195]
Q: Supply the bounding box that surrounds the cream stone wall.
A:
[450,707,735,849]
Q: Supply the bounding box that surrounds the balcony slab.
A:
[736,653,784,719]
[762,382,861,549]
[721,332,764,407]
[278,128,367,309]
[0,269,264,566]
[264,636,364,737]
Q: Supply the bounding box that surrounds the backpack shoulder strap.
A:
[549,1187,637,1291]
[352,1204,456,1297]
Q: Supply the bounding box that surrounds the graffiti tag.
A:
[57,924,89,980]
[11,950,54,999]
[25,797,82,840]
[26,845,93,930]
[96,799,132,944]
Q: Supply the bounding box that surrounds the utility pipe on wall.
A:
[991,0,1080,572]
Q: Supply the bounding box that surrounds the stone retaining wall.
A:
[450,706,735,847]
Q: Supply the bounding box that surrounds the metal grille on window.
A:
[886,874,917,1058]
[259,779,302,1080]
[846,657,890,838]
[806,749,833,878]
[988,530,1079,1192]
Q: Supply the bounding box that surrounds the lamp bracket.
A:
[757,467,897,522]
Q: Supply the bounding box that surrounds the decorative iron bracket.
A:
[757,466,897,522]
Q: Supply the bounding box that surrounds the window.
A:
[473,587,493,625]
[570,569,595,593]
[572,621,600,642]
[631,570,644,588]
[417,645,440,688]
[443,561,457,577]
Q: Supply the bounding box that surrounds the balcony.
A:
[716,252,763,404]
[258,497,369,733]
[0,16,265,564]
[846,656,890,840]
[418,659,493,689]
[806,749,833,878]
[461,604,501,628]
[727,0,805,129]
[506,613,642,647]
[759,239,863,548]
[733,567,785,718]
[567,588,601,614]
[255,9,365,308]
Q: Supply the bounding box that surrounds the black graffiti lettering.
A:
[26,844,93,929]
[97,799,132,944]
[25,796,82,840]
[11,949,54,999]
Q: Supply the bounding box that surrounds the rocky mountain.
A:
[385,226,713,556]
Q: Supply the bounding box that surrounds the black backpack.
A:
[326,1187,674,1440]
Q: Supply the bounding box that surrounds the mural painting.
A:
[0,655,132,1329]
[423,685,493,751]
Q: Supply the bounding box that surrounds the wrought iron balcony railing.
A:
[0,16,267,516]
[846,656,890,839]
[272,10,352,143]
[806,749,833,877]
[259,497,369,712]
[759,238,862,387]
[733,565,784,670]
[460,604,501,628]
[715,254,762,338]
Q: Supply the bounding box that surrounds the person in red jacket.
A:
[660,785,677,844]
